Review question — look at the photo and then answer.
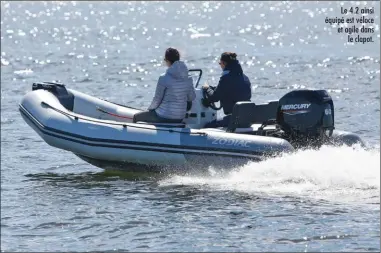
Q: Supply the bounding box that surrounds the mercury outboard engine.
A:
[276,89,334,148]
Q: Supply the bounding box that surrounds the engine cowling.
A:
[276,89,334,144]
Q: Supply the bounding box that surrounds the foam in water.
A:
[160,145,380,204]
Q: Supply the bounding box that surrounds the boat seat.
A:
[226,101,279,133]
[136,121,186,128]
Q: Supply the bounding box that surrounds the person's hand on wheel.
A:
[202,83,209,89]
[201,98,209,107]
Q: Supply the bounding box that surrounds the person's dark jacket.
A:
[204,60,251,115]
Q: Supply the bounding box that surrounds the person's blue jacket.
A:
[204,60,251,115]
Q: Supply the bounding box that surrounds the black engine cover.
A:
[276,89,334,137]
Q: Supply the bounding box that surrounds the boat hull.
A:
[19,89,294,171]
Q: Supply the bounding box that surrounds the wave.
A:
[160,145,380,205]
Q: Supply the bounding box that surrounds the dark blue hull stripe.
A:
[19,106,266,160]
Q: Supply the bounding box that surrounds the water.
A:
[1,1,380,252]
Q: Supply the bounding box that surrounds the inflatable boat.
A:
[19,69,365,172]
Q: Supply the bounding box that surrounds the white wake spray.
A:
[160,145,380,204]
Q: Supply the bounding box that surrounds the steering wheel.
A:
[202,88,222,111]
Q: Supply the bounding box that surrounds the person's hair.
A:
[220,52,237,65]
[165,48,180,64]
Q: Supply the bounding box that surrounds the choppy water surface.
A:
[1,1,380,252]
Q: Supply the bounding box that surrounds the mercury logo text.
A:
[281,104,311,110]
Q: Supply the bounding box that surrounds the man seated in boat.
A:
[202,52,252,128]
[133,48,196,124]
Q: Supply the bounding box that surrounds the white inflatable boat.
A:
[19,69,365,172]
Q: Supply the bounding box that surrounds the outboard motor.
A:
[276,89,334,147]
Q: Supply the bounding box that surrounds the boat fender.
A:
[331,131,366,148]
